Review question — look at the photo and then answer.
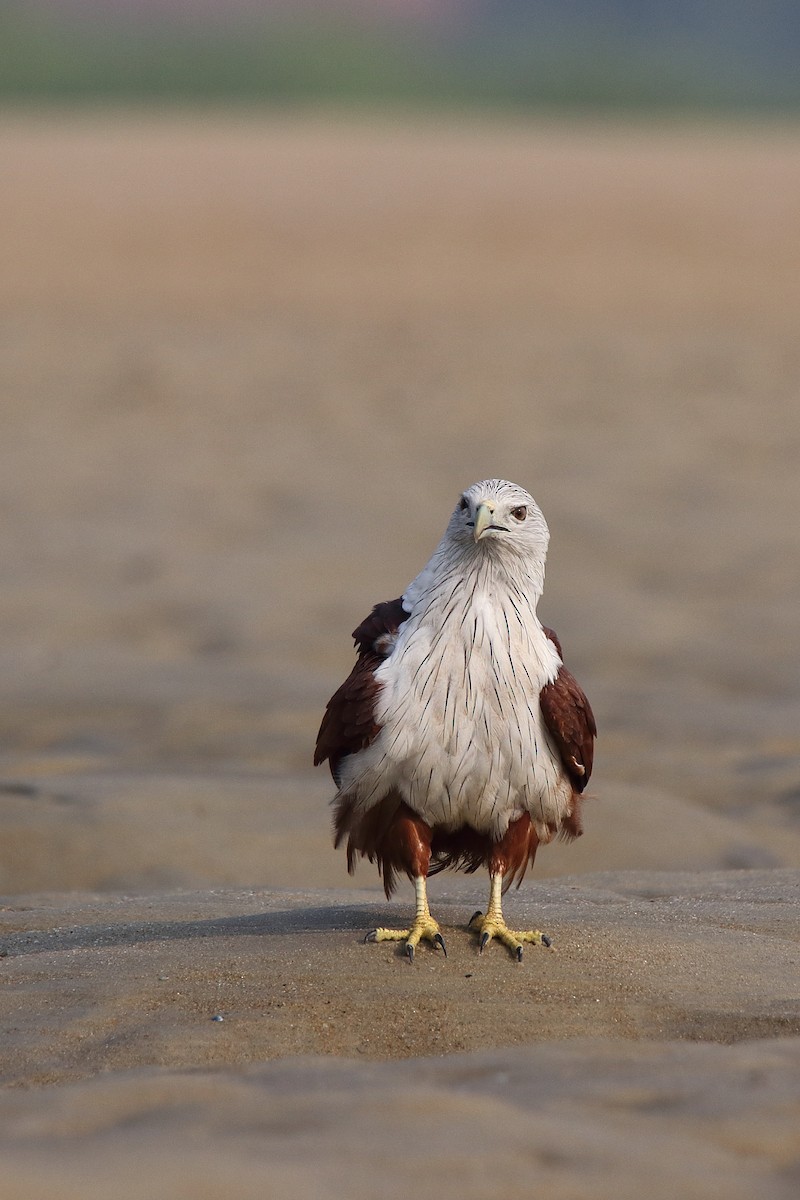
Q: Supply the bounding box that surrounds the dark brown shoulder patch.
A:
[539,664,596,793]
[314,597,409,784]
[352,597,408,653]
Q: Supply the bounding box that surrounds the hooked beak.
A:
[473,502,494,542]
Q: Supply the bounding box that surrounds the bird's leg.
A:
[364,806,446,960]
[468,814,551,960]
[469,872,552,962]
[366,874,446,961]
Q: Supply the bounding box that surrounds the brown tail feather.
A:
[333,792,433,899]
[334,796,583,895]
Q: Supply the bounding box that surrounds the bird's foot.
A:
[365,915,447,962]
[468,910,553,962]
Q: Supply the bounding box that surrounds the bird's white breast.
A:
[337,564,573,841]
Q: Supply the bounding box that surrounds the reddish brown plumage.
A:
[430,813,541,892]
[314,597,408,786]
[351,598,409,654]
[316,600,596,896]
[333,793,431,899]
[540,663,596,793]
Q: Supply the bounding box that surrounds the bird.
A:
[314,479,596,961]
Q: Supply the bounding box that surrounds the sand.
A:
[1,111,799,1195]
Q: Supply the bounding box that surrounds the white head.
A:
[447,478,549,555]
[433,478,551,601]
[403,479,551,613]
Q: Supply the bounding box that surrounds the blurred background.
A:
[1,0,800,896]
[3,1,800,111]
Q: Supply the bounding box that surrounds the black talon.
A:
[480,931,490,953]
[405,943,415,962]
[469,910,483,927]
[542,934,553,948]
[516,946,523,962]
[433,932,448,957]
[364,930,377,943]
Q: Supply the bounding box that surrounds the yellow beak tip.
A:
[473,503,493,541]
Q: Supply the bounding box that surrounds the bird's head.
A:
[401,479,551,613]
[448,479,550,564]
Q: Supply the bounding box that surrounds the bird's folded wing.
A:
[539,661,597,793]
[314,597,409,783]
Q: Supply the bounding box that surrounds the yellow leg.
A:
[366,876,447,962]
[469,873,553,961]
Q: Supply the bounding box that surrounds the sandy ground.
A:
[3,871,800,1084]
[1,111,800,1195]
[2,874,799,1197]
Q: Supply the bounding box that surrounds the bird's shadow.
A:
[0,904,395,960]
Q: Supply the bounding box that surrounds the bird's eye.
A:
[511,506,527,521]
[458,497,468,512]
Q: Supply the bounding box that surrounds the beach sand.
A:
[1,112,799,1195]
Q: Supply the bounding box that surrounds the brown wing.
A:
[539,632,596,793]
[314,597,408,786]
